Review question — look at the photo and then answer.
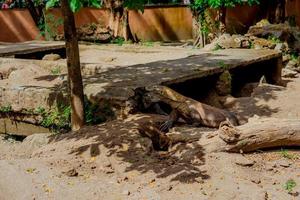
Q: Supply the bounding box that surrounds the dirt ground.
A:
[0,44,300,199]
[0,76,299,200]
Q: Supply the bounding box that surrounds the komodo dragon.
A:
[144,85,239,131]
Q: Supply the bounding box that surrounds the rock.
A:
[64,168,78,177]
[8,64,49,85]
[241,40,251,48]
[252,38,273,48]
[265,163,275,171]
[235,156,255,167]
[122,190,130,195]
[42,54,61,61]
[217,34,241,49]
[251,177,261,184]
[276,159,291,168]
[282,68,298,78]
[104,57,116,62]
[286,60,298,68]
[282,54,291,63]
[248,22,300,53]
[269,43,276,49]
[77,24,113,43]
[254,44,263,50]
[274,43,286,51]
[0,64,17,79]
[22,133,50,150]
[203,41,220,51]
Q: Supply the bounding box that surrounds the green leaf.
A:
[69,0,83,12]
[90,0,101,8]
[46,0,59,10]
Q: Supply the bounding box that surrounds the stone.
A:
[235,156,255,167]
[64,168,78,177]
[254,44,263,50]
[252,38,273,48]
[286,60,298,68]
[274,43,286,51]
[276,159,291,168]
[217,34,241,49]
[282,54,291,63]
[248,22,300,53]
[0,64,17,79]
[122,190,130,195]
[282,68,298,78]
[22,133,50,149]
[42,54,61,61]
[251,177,261,184]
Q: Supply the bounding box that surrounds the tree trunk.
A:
[216,118,300,153]
[140,118,300,153]
[218,7,226,34]
[25,0,40,25]
[61,0,85,131]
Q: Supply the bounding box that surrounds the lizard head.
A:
[145,85,180,102]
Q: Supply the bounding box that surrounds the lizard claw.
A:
[160,120,174,132]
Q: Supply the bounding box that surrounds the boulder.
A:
[42,54,61,61]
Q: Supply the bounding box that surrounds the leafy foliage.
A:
[190,0,260,37]
[0,105,12,113]
[284,179,297,193]
[191,0,260,12]
[46,0,101,12]
[40,104,71,132]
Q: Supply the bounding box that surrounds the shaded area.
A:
[49,114,210,183]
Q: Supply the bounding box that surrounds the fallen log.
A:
[216,118,300,153]
[139,118,300,153]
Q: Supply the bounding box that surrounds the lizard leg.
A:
[160,110,179,132]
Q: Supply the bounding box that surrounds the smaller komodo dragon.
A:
[144,85,239,131]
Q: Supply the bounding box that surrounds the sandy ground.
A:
[0,53,300,199]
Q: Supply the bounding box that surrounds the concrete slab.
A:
[0,47,282,118]
[0,41,65,58]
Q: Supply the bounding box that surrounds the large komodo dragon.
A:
[143,85,239,131]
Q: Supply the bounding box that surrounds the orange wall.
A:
[1,4,300,43]
[0,9,40,42]
[226,5,261,34]
[129,6,193,41]
[46,7,109,28]
[45,7,110,35]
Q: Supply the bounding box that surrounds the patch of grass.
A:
[111,37,125,46]
[51,67,61,75]
[268,35,281,44]
[280,149,297,159]
[284,179,297,193]
[41,104,71,132]
[141,41,154,47]
[0,105,12,113]
[249,41,254,49]
[38,99,114,133]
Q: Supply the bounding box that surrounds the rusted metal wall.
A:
[129,6,193,41]
[0,9,40,42]
[45,8,110,35]
[1,2,300,43]
[226,5,261,34]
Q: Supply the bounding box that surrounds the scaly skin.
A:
[146,85,239,131]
